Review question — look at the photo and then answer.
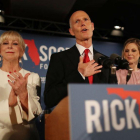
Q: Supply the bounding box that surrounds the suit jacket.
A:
[44,45,110,108]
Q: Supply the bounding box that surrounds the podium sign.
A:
[68,84,140,140]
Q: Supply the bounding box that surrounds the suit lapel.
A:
[93,48,98,60]
[93,48,100,83]
[66,45,80,68]
[66,45,89,83]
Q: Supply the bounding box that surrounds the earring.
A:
[19,58,22,63]
[19,58,23,68]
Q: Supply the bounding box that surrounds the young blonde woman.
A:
[116,38,140,84]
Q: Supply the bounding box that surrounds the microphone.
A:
[110,54,133,84]
[94,53,113,69]
[110,53,129,70]
[94,53,118,83]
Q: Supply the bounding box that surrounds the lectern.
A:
[45,97,70,140]
[45,84,140,140]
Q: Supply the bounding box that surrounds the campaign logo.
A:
[23,39,69,70]
[24,39,40,66]
[107,88,140,114]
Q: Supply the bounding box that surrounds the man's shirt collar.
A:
[76,43,93,55]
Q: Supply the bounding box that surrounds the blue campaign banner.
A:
[0,30,123,109]
[68,84,140,140]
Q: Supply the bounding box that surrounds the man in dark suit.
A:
[44,10,110,108]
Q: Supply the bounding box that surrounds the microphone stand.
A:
[126,68,133,84]
[109,65,117,84]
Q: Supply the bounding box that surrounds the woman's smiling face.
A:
[0,38,23,62]
[123,43,140,65]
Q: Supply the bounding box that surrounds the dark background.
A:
[1,0,140,42]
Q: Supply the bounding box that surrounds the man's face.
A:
[69,11,94,42]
